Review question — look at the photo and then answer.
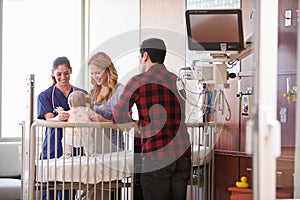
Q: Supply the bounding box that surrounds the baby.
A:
[57,91,98,157]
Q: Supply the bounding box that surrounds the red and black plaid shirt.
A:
[112,64,191,158]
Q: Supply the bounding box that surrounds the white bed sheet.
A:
[35,146,212,184]
[191,145,212,166]
[36,151,134,184]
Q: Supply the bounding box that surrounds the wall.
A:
[276,0,298,194]
[213,1,254,199]
[277,0,298,147]
[140,0,186,72]
[88,0,140,87]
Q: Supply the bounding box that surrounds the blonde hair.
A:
[68,91,86,107]
[88,52,118,104]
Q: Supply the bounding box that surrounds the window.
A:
[187,0,240,9]
[2,0,82,137]
[1,0,140,138]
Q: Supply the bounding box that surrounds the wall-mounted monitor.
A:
[185,9,244,53]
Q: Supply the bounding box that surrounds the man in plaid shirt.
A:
[112,38,191,200]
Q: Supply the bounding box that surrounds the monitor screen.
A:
[186,9,244,52]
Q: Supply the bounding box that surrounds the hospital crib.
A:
[22,120,215,200]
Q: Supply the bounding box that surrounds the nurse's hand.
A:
[45,111,69,121]
[52,107,69,121]
[57,111,70,121]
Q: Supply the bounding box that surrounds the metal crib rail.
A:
[24,120,216,200]
[26,120,135,200]
[186,122,216,200]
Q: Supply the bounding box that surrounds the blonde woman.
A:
[88,52,125,151]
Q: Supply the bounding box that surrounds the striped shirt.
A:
[112,64,191,158]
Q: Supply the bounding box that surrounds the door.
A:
[251,0,299,199]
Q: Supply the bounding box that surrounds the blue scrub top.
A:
[37,85,87,159]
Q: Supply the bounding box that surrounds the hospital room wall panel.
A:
[140,0,186,69]
[213,0,255,151]
[277,0,298,72]
[214,124,239,151]
[239,76,254,153]
[277,74,296,147]
[276,2,298,165]
[213,76,254,153]
[276,0,298,194]
[214,1,256,199]
[240,0,255,73]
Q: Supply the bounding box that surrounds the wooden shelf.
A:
[228,187,293,200]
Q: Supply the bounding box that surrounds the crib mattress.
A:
[35,146,212,184]
[36,151,133,184]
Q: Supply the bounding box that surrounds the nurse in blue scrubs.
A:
[37,56,87,200]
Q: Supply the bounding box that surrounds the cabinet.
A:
[228,187,251,200]
[214,153,252,200]
[228,187,293,199]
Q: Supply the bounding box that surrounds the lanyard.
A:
[52,85,75,110]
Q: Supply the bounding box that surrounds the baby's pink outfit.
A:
[64,107,98,156]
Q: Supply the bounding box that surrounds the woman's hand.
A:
[134,120,140,133]
[97,113,110,122]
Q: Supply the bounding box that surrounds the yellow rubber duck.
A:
[236,176,249,188]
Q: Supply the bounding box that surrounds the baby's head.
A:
[68,91,86,108]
